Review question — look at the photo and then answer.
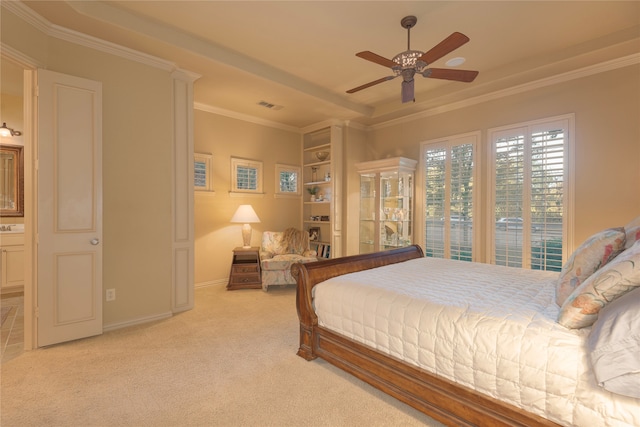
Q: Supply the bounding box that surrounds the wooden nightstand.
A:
[227,247,262,290]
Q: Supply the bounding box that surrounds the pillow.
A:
[558,240,640,329]
[588,287,640,398]
[625,225,640,250]
[556,227,626,305]
[624,215,640,249]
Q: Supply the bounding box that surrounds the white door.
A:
[37,69,102,347]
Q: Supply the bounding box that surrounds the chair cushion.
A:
[261,254,316,271]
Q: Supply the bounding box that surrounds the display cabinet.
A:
[302,126,342,258]
[356,157,417,254]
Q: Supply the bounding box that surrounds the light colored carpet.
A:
[1,284,444,427]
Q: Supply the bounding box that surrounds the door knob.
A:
[90,238,100,245]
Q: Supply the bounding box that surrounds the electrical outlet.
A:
[106,288,116,302]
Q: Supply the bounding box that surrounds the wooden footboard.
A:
[293,245,559,427]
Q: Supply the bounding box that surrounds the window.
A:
[275,164,301,197]
[489,115,573,270]
[194,153,213,192]
[422,133,479,261]
[231,157,263,195]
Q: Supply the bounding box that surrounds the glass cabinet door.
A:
[356,157,417,254]
[380,171,412,250]
[359,173,376,254]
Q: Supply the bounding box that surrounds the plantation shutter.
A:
[423,134,477,260]
[490,118,568,270]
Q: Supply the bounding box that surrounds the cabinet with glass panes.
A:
[356,157,417,254]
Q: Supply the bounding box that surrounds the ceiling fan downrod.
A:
[401,15,418,51]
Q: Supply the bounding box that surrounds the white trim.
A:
[275,163,302,196]
[195,279,227,289]
[194,153,214,192]
[230,157,263,194]
[419,132,481,261]
[194,102,301,134]
[371,54,640,131]
[103,311,173,332]
[3,1,180,73]
[486,114,574,267]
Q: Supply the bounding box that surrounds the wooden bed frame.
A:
[294,245,560,427]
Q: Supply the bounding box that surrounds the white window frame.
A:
[487,114,575,267]
[230,157,263,196]
[418,131,480,261]
[194,153,214,193]
[274,163,301,197]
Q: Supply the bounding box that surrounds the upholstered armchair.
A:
[259,228,317,291]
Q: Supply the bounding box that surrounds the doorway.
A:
[0,56,27,360]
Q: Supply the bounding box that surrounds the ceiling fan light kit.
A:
[348,15,479,103]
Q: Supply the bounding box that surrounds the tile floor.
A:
[1,293,24,363]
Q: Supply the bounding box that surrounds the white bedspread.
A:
[313,257,640,427]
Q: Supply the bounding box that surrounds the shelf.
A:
[304,220,330,224]
[304,180,331,186]
[306,160,330,167]
[309,240,331,245]
[304,201,330,205]
[304,143,330,152]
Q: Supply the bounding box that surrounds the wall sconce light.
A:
[0,123,22,137]
[230,204,261,248]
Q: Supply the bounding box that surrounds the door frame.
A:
[2,47,38,350]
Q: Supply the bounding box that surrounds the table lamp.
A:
[231,204,261,248]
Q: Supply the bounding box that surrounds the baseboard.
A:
[195,279,227,289]
[103,311,173,332]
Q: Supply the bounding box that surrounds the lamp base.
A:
[241,223,252,248]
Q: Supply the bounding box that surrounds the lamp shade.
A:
[230,205,261,223]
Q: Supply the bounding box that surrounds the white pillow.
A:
[588,287,640,398]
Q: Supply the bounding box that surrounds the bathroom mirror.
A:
[0,145,24,217]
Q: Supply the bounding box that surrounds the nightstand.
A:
[227,247,262,290]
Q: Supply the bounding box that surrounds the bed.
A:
[294,245,640,427]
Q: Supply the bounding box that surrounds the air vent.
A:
[257,100,283,110]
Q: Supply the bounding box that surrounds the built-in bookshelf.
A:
[302,126,342,258]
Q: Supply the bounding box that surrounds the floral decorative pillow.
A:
[558,240,640,329]
[624,215,640,249]
[556,227,626,305]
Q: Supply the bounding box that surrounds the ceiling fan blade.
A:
[356,51,397,68]
[423,68,479,82]
[401,79,414,103]
[346,76,397,93]
[419,32,470,65]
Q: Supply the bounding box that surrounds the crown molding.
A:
[194,102,301,134]
[0,42,41,68]
[370,53,640,131]
[3,1,180,73]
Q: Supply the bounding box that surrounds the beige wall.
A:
[193,110,302,285]
[3,9,175,326]
[366,65,640,253]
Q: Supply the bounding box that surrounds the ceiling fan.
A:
[347,16,479,103]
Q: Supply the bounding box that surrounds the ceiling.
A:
[12,1,640,130]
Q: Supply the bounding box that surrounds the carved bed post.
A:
[293,262,317,360]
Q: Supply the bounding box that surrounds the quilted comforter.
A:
[313,257,640,427]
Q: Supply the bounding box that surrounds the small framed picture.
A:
[308,227,320,242]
